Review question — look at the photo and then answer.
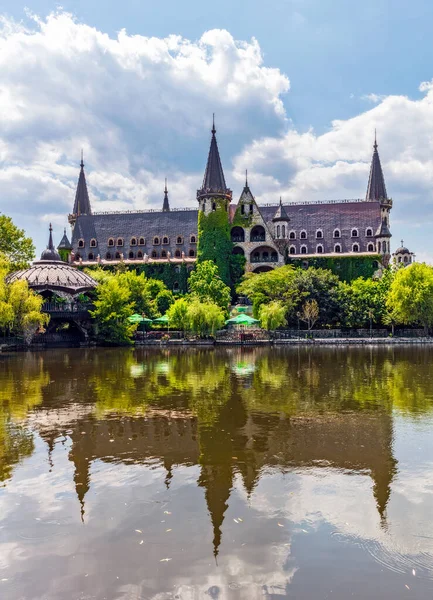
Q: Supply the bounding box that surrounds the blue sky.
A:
[1,0,433,259]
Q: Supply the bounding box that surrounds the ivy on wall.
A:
[231,209,254,229]
[197,200,233,287]
[287,255,382,282]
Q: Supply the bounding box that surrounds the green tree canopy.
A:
[188,260,231,312]
[0,215,35,272]
[387,263,433,333]
[237,265,299,318]
[90,276,137,344]
[292,268,343,326]
[259,300,287,331]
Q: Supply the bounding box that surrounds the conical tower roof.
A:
[375,217,391,238]
[40,224,61,262]
[57,228,72,251]
[197,116,232,201]
[272,197,290,222]
[72,153,92,216]
[162,179,170,212]
[366,134,388,201]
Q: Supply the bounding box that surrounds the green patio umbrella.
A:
[153,314,169,324]
[128,313,152,323]
[225,314,260,326]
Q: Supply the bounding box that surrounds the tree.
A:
[292,268,343,327]
[0,259,49,341]
[90,277,137,344]
[387,263,433,334]
[188,260,231,312]
[237,265,299,318]
[187,298,225,337]
[167,298,190,333]
[298,299,319,330]
[0,215,35,271]
[259,301,287,331]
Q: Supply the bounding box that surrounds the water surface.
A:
[1,346,433,599]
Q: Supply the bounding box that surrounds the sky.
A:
[1,0,433,260]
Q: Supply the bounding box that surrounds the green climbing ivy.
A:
[287,255,382,283]
[197,200,233,287]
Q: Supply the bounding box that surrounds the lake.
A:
[1,346,433,599]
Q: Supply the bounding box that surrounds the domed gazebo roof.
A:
[394,240,411,255]
[6,225,97,295]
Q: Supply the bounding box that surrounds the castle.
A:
[65,120,397,277]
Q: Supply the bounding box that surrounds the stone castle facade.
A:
[65,122,397,275]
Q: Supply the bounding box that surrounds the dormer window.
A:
[176,236,183,245]
[153,237,160,246]
[78,239,85,248]
[300,230,307,240]
[117,238,124,247]
[130,237,137,246]
[162,236,169,245]
[90,239,97,247]
[190,235,197,244]
[366,228,373,237]
[351,229,359,238]
[316,230,323,239]
[333,229,341,238]
[139,237,145,245]
[108,238,114,247]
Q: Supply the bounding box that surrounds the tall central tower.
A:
[197,116,232,214]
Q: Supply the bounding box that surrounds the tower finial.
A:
[401,239,404,247]
[162,177,170,212]
[245,169,248,187]
[374,129,377,151]
[212,113,216,135]
[48,223,54,250]
[80,149,84,168]
[164,177,168,193]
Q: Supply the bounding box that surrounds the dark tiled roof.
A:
[7,261,97,294]
[272,198,290,222]
[366,138,388,201]
[198,119,231,199]
[72,159,92,216]
[260,200,383,253]
[58,228,73,250]
[71,210,199,260]
[375,217,391,238]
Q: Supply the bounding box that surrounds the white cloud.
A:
[0,10,432,261]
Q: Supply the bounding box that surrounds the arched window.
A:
[137,250,143,259]
[130,238,137,246]
[316,230,323,239]
[352,243,359,252]
[366,228,373,237]
[281,225,286,238]
[271,251,278,262]
[108,238,114,247]
[301,245,307,254]
[128,251,134,259]
[78,239,85,248]
[153,237,160,246]
[105,252,112,260]
[241,204,245,215]
[231,227,245,243]
[90,239,97,247]
[173,281,180,292]
[75,253,81,261]
[176,236,183,244]
[139,237,145,245]
[189,248,196,258]
[351,229,358,237]
[174,249,181,258]
[162,236,169,245]
[88,252,94,260]
[117,238,123,247]
[276,225,281,238]
[289,246,296,255]
[190,235,197,244]
[300,230,307,240]
[151,250,158,258]
[289,231,296,240]
[212,202,216,211]
[232,246,245,256]
[334,244,341,253]
[250,225,266,242]
[367,243,374,252]
[398,256,402,263]
[404,255,408,263]
[161,250,167,258]
[115,252,121,259]
[333,229,340,238]
[378,241,382,252]
[316,244,323,254]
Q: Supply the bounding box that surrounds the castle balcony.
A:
[42,302,94,320]
[250,246,279,264]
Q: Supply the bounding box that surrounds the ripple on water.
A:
[331,531,433,580]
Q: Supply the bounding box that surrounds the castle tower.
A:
[196,115,232,215]
[57,228,73,263]
[162,179,170,212]
[68,152,92,230]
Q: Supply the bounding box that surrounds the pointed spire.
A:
[272,197,290,222]
[162,178,170,212]
[197,116,232,201]
[72,154,92,216]
[40,224,61,261]
[366,133,388,201]
[58,227,73,251]
[245,169,249,189]
[48,223,54,250]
